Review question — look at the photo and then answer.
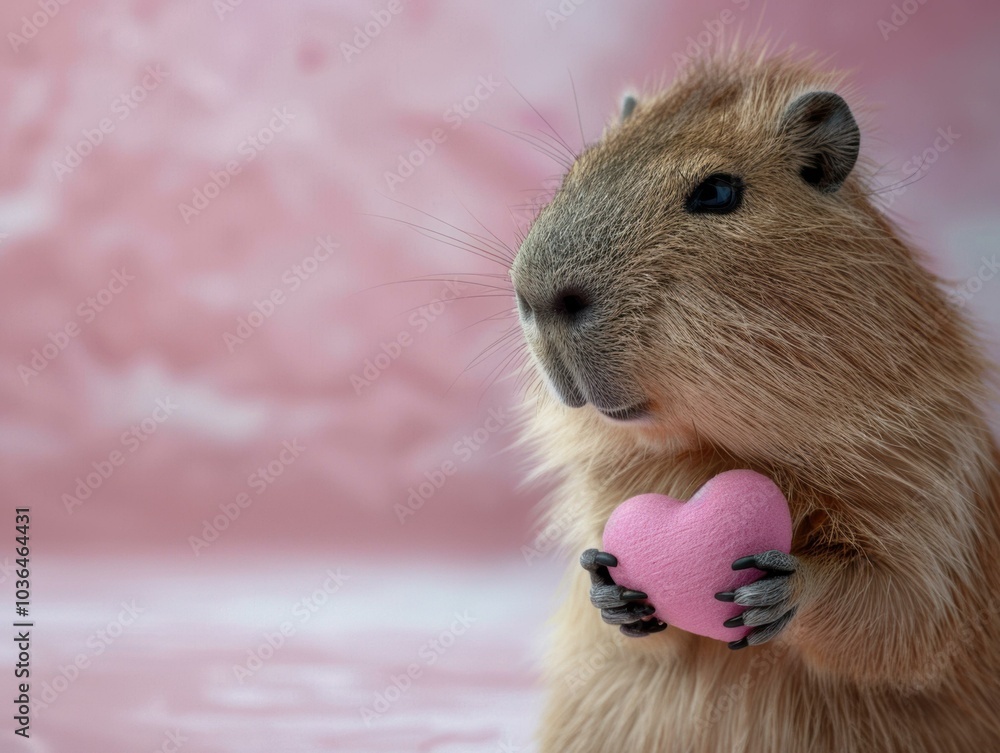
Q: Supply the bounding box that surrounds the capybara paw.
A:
[580,548,668,637]
[715,549,799,650]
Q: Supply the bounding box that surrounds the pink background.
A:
[1,0,998,750]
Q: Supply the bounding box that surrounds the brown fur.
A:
[512,48,1000,752]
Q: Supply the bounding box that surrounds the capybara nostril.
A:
[552,287,592,324]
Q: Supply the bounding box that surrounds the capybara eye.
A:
[685,173,744,214]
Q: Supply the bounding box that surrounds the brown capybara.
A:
[510,47,1000,753]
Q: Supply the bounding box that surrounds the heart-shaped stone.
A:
[601,470,792,642]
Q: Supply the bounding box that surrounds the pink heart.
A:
[601,470,792,642]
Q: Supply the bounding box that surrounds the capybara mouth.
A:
[595,402,650,422]
[536,350,649,420]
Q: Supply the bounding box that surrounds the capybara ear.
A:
[781,91,860,193]
[620,92,638,122]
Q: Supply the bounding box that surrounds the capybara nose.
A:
[550,287,592,325]
[516,284,593,327]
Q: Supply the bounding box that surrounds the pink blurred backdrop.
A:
[0,0,998,750]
